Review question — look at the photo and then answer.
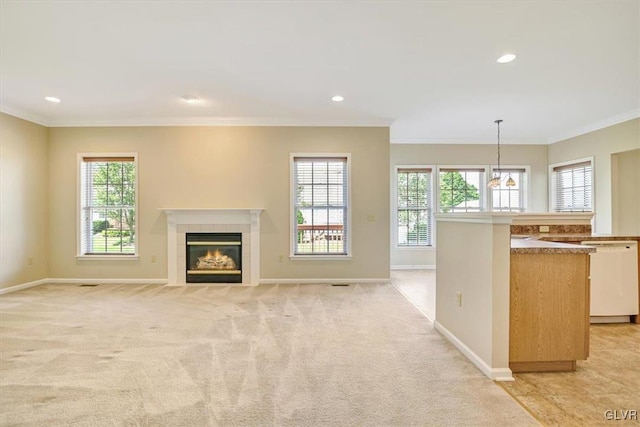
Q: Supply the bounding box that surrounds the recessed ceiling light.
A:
[497,53,516,64]
[181,95,201,104]
[45,96,61,103]
[331,95,344,102]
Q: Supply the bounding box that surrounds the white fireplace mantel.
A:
[159,208,264,285]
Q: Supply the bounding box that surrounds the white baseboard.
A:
[390,265,436,270]
[2,277,392,293]
[47,278,168,285]
[434,320,513,382]
[259,278,390,285]
[0,278,49,295]
[1,278,170,294]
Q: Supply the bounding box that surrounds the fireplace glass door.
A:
[186,232,242,283]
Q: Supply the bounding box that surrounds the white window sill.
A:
[396,246,436,251]
[76,255,139,261]
[290,255,352,261]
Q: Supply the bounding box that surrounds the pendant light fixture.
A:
[505,172,516,187]
[488,119,516,188]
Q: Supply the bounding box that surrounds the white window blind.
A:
[551,161,593,212]
[439,168,486,213]
[397,168,432,246]
[293,156,349,255]
[80,156,137,255]
[491,168,528,212]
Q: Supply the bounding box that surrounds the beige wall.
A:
[390,143,548,266]
[434,216,512,379]
[0,113,49,289]
[47,126,390,281]
[549,118,640,234]
[612,148,640,234]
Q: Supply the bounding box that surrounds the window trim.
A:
[393,165,435,249]
[436,165,488,213]
[488,165,531,212]
[289,153,352,260]
[548,157,594,213]
[77,152,139,259]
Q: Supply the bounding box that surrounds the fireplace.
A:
[160,208,263,285]
[186,232,242,283]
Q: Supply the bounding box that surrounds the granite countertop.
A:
[510,233,639,254]
[536,234,640,242]
[510,238,596,254]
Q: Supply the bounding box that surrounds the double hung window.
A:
[397,168,433,246]
[490,168,528,212]
[550,159,593,212]
[292,155,350,256]
[79,155,137,256]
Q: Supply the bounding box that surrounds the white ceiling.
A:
[1,1,638,144]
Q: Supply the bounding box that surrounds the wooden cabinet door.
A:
[510,253,590,362]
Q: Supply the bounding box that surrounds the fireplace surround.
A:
[160,209,263,285]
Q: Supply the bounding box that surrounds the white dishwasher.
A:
[582,241,638,323]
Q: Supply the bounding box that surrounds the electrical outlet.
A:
[367,214,375,221]
[456,291,462,307]
[539,225,550,233]
[151,255,157,263]
[27,257,34,266]
[278,254,284,263]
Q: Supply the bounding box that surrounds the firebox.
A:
[186,232,242,283]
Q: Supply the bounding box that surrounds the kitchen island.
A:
[434,212,637,379]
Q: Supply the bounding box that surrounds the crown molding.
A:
[0,103,394,128]
[391,108,640,145]
[40,116,394,128]
[389,137,546,145]
[3,102,636,140]
[0,105,51,126]
[547,108,640,144]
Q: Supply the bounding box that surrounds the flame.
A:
[205,249,222,259]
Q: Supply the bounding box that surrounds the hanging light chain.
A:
[495,119,502,173]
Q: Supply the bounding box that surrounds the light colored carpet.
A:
[0,283,538,426]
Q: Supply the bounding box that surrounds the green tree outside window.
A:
[439,171,480,213]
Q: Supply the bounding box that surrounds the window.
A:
[490,167,528,212]
[292,155,350,256]
[79,155,137,256]
[438,167,486,212]
[550,159,593,212]
[397,168,433,246]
